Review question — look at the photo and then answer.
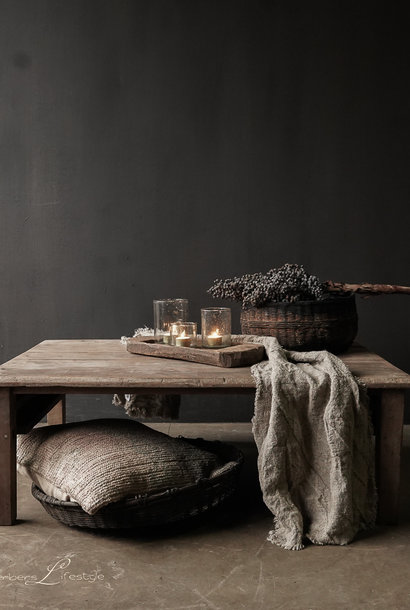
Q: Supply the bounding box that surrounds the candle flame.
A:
[178,330,187,338]
[209,329,221,338]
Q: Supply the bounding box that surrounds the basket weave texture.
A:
[31,438,243,529]
[240,295,358,353]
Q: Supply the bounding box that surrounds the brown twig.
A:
[325,281,410,296]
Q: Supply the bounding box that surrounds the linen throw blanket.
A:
[243,335,377,550]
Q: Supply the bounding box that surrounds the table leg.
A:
[375,389,405,524]
[0,388,16,525]
[47,395,66,425]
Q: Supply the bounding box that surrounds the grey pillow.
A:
[17,419,221,515]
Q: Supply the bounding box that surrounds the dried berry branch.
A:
[208,264,410,308]
[208,263,325,308]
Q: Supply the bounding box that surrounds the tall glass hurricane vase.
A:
[153,299,188,343]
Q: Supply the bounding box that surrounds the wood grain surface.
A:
[0,388,16,524]
[126,337,266,368]
[0,340,409,392]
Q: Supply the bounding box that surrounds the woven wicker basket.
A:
[240,294,358,353]
[31,438,243,529]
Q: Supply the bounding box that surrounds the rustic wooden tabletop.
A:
[0,339,409,391]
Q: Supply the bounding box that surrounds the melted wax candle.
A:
[206,329,222,347]
[175,330,192,347]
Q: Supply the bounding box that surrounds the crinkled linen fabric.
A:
[241,335,376,551]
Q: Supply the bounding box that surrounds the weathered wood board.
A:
[126,337,266,368]
[0,340,409,391]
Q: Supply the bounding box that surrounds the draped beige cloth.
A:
[243,335,377,550]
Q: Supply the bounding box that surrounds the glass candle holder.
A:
[201,308,231,348]
[153,299,188,343]
[171,322,197,347]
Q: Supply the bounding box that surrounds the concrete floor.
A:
[1,424,410,610]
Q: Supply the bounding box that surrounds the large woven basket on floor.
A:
[31,438,243,529]
[240,294,358,353]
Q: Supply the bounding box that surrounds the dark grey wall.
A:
[1,1,409,421]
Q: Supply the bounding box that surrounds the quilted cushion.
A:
[17,419,222,515]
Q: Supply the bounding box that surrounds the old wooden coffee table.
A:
[0,339,409,526]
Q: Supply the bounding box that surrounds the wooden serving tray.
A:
[125,336,265,368]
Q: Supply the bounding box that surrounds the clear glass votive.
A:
[170,322,197,347]
[153,299,188,343]
[201,307,231,348]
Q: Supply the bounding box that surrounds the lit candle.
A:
[175,330,192,347]
[206,329,222,348]
[201,307,231,348]
[162,333,172,344]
